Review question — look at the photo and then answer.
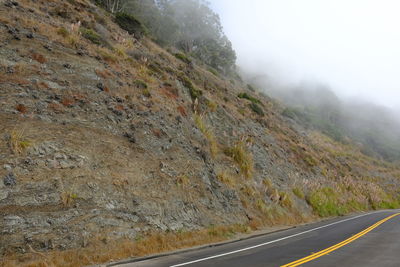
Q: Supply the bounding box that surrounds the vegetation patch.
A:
[249,102,264,116]
[292,187,305,199]
[9,130,31,155]
[134,79,148,89]
[206,99,217,112]
[57,27,69,38]
[306,187,347,217]
[115,12,147,38]
[224,141,253,179]
[179,75,202,100]
[217,172,235,187]
[80,28,104,45]
[279,192,293,208]
[194,114,218,157]
[238,92,261,104]
[174,53,191,64]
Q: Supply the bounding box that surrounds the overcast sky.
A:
[209,0,400,109]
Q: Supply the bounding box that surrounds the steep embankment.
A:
[0,0,399,266]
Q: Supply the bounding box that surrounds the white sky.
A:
[209,0,400,109]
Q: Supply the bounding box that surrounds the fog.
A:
[210,0,400,109]
[207,0,400,160]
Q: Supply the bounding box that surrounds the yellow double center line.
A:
[281,213,400,267]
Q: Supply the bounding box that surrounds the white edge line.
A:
[170,211,385,267]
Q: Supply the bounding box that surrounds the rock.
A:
[3,173,16,186]
[96,83,105,91]
[59,160,73,169]
[3,164,12,171]
[0,190,8,201]
[123,132,136,143]
[4,216,24,227]
[43,44,52,51]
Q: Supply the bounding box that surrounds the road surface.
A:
[112,210,400,267]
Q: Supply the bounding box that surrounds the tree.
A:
[96,0,126,14]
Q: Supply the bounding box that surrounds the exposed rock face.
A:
[0,0,399,260]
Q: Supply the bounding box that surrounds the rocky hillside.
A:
[1,0,399,266]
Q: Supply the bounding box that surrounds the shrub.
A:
[174,53,191,64]
[224,141,253,179]
[279,192,293,208]
[57,27,69,38]
[292,187,305,199]
[177,174,189,186]
[306,187,347,217]
[249,102,264,116]
[113,46,127,57]
[142,89,151,97]
[115,12,147,38]
[237,92,261,104]
[80,28,104,45]
[134,79,148,89]
[208,67,219,76]
[98,49,118,63]
[256,198,268,213]
[206,100,217,112]
[179,75,202,100]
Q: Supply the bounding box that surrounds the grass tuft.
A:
[224,141,253,179]
[194,114,218,157]
[10,130,31,154]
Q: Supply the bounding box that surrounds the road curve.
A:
[112,210,400,267]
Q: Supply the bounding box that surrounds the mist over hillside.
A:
[243,71,400,161]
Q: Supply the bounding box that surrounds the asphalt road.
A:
[113,210,400,267]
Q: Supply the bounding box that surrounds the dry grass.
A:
[224,141,253,179]
[9,129,31,154]
[31,53,47,64]
[194,114,218,157]
[279,192,293,209]
[177,106,187,117]
[15,104,28,114]
[1,224,251,267]
[216,171,235,187]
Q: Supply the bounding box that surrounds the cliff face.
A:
[1,0,399,265]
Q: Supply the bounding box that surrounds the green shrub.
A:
[174,53,191,64]
[238,92,261,104]
[179,75,202,100]
[292,187,305,199]
[249,103,264,116]
[80,28,103,45]
[306,187,347,217]
[115,12,147,38]
[142,89,151,97]
[208,67,219,76]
